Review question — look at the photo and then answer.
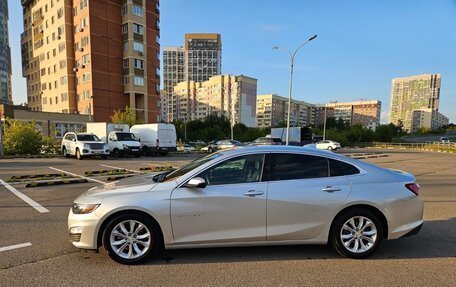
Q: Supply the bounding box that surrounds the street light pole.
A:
[323,105,327,141]
[273,34,317,145]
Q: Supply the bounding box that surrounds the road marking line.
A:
[0,242,32,252]
[99,164,141,174]
[48,167,105,184]
[0,179,49,213]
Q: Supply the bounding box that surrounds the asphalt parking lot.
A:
[0,149,455,286]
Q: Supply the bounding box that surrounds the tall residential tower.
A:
[21,0,160,123]
[389,74,442,132]
[161,33,221,122]
[0,0,12,104]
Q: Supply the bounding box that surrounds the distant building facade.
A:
[161,33,222,122]
[20,0,160,123]
[389,74,441,132]
[1,103,89,137]
[0,0,12,104]
[173,74,256,127]
[313,100,381,130]
[256,94,314,128]
[411,109,449,133]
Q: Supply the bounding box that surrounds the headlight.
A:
[83,143,90,149]
[72,203,100,214]
[122,144,129,149]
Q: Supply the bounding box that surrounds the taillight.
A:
[405,183,420,196]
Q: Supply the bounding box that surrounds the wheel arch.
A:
[96,209,165,249]
[329,204,389,241]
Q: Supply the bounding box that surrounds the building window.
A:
[80,17,88,29]
[83,90,91,100]
[134,76,144,86]
[132,5,143,17]
[57,7,63,19]
[82,73,91,82]
[80,0,88,10]
[123,58,129,68]
[43,97,47,105]
[122,23,128,34]
[123,42,128,51]
[82,54,90,65]
[124,76,129,85]
[81,36,89,46]
[121,4,127,16]
[133,41,144,53]
[132,23,144,35]
[60,76,67,85]
[134,59,144,69]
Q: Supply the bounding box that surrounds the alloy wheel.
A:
[109,220,151,260]
[340,216,377,253]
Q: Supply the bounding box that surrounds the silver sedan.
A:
[68,146,423,264]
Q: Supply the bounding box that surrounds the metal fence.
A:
[362,141,456,151]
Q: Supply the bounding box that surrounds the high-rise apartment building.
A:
[411,109,449,133]
[161,33,221,122]
[173,74,256,127]
[389,74,441,132]
[0,0,12,104]
[256,94,314,128]
[21,0,160,123]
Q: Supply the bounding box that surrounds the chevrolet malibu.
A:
[68,146,423,264]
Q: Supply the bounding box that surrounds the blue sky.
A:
[8,0,456,123]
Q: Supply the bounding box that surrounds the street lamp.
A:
[273,34,317,145]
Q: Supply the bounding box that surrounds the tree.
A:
[111,106,143,126]
[3,119,43,155]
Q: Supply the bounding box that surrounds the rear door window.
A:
[270,153,329,181]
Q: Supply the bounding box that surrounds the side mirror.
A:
[185,177,206,188]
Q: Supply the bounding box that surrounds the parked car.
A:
[251,137,283,145]
[316,140,341,150]
[69,146,423,264]
[61,132,109,160]
[177,144,195,153]
[440,137,450,143]
[205,140,243,153]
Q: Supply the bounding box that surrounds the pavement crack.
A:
[0,250,80,270]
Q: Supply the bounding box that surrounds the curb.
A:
[25,178,88,188]
[11,173,65,180]
[106,175,135,181]
[139,166,174,172]
[85,169,127,176]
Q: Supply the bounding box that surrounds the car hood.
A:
[118,140,141,146]
[85,174,158,197]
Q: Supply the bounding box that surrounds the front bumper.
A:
[68,209,101,250]
[120,146,141,155]
[81,148,110,156]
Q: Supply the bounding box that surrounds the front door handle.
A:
[322,186,342,193]
[244,190,264,197]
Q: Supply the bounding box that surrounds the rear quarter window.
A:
[329,159,360,176]
[271,153,329,181]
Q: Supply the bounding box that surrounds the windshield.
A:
[116,132,137,141]
[161,152,223,182]
[77,134,100,141]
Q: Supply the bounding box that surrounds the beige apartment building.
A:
[389,74,441,132]
[173,74,257,127]
[411,109,449,133]
[256,94,314,128]
[161,33,222,122]
[21,0,160,123]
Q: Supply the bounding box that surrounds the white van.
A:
[87,123,141,157]
[130,124,177,156]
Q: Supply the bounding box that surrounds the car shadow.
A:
[144,218,456,265]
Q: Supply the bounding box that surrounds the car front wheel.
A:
[331,208,383,259]
[76,148,82,160]
[102,214,162,265]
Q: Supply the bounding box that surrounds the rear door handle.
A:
[322,186,342,193]
[244,190,264,197]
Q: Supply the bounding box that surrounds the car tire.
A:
[102,213,162,265]
[328,146,333,151]
[62,147,69,158]
[208,147,213,153]
[113,148,120,158]
[330,208,383,259]
[76,148,82,160]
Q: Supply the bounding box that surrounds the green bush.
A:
[3,119,43,155]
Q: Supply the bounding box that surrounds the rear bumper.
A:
[398,222,423,238]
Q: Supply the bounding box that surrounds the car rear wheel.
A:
[208,147,213,153]
[113,148,120,158]
[102,214,162,265]
[331,208,383,259]
[328,146,333,151]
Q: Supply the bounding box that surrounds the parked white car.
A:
[316,140,341,151]
[61,132,109,160]
[177,144,195,153]
[87,123,141,157]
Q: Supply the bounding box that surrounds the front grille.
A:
[88,143,104,149]
[70,233,81,242]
